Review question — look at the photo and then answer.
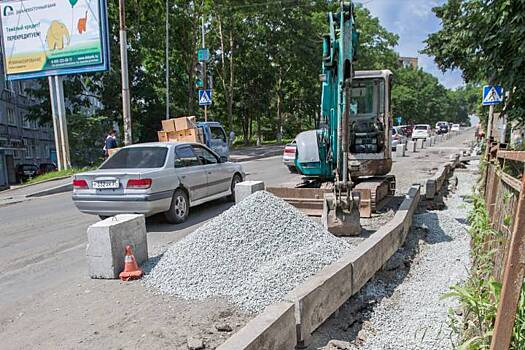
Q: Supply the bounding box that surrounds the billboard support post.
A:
[48,77,63,171]
[54,76,70,169]
[119,0,132,145]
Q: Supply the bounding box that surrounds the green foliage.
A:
[423,0,525,125]
[24,1,478,165]
[23,166,95,185]
[447,194,525,349]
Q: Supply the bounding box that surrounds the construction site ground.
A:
[0,130,473,350]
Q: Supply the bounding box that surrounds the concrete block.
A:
[217,302,296,350]
[86,214,148,279]
[235,180,265,204]
[430,136,436,146]
[286,255,354,346]
[395,144,405,157]
[349,218,404,292]
[407,140,416,152]
[416,138,424,149]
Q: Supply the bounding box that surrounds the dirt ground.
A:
[0,131,473,350]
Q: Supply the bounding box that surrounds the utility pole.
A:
[165,0,170,120]
[201,16,207,122]
[119,0,132,145]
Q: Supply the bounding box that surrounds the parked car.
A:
[282,140,297,172]
[36,162,58,176]
[72,142,245,223]
[16,163,38,183]
[412,124,432,140]
[451,124,460,132]
[391,127,407,150]
[435,121,449,134]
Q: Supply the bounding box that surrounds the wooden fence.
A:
[484,144,525,350]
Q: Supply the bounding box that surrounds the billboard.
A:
[0,0,109,80]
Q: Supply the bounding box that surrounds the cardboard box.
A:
[108,147,121,157]
[161,119,177,132]
[157,131,168,142]
[171,128,199,142]
[174,116,196,131]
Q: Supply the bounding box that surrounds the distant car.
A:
[391,127,407,150]
[72,142,245,223]
[36,162,58,176]
[412,124,432,140]
[451,124,460,132]
[283,140,297,172]
[16,163,38,183]
[435,121,449,134]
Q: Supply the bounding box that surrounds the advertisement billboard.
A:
[0,0,109,80]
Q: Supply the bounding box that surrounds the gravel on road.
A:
[145,190,352,312]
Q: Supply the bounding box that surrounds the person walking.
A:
[229,130,235,146]
[103,129,117,158]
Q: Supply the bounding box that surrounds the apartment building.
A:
[0,73,55,188]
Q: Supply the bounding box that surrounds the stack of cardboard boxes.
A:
[158,116,204,143]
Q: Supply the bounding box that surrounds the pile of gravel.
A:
[145,190,351,312]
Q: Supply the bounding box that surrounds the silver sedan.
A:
[72,142,245,223]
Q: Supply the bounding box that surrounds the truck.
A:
[267,2,395,236]
[159,117,230,160]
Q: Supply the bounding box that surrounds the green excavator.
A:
[268,2,395,236]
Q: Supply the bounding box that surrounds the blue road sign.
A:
[396,116,402,125]
[197,48,210,62]
[482,85,503,106]
[198,89,212,106]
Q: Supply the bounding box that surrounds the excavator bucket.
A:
[322,192,361,236]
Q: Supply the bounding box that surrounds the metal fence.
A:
[485,144,525,350]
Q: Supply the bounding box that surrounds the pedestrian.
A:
[103,129,117,158]
[229,130,235,146]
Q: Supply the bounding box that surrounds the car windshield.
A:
[100,147,168,169]
[415,125,427,130]
[392,128,397,135]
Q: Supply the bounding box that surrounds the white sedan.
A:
[72,142,245,223]
[412,124,432,140]
[451,124,460,132]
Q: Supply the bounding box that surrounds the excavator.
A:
[267,2,395,236]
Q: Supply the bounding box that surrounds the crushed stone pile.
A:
[145,190,351,312]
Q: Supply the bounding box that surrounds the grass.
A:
[446,194,525,349]
[23,167,95,186]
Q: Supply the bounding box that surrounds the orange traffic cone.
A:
[119,245,143,281]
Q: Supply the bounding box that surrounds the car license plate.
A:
[93,180,119,189]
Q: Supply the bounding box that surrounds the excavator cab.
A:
[348,70,393,178]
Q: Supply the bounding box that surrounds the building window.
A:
[13,150,21,159]
[7,108,16,125]
[23,116,31,129]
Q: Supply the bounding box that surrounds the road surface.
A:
[0,131,473,349]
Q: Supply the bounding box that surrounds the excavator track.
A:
[266,175,395,219]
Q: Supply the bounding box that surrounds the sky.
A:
[360,0,465,89]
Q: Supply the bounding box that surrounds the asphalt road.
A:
[0,131,473,348]
[0,155,297,306]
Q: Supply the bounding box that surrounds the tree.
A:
[423,0,525,124]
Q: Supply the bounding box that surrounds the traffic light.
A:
[195,62,204,88]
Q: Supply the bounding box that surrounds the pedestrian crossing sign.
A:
[482,85,503,106]
[198,89,212,106]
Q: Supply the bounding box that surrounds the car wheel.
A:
[287,166,297,173]
[98,215,109,220]
[227,174,243,202]
[165,189,189,224]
